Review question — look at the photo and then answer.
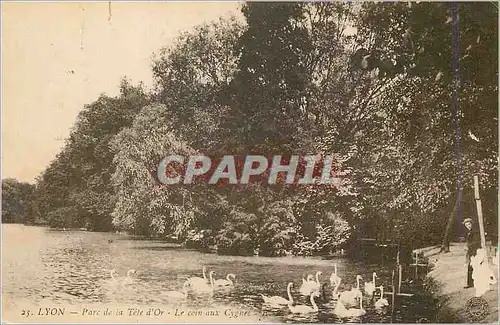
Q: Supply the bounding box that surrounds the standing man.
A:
[463,217,479,289]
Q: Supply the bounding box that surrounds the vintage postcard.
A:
[1,1,498,324]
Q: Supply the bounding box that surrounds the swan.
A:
[334,291,366,318]
[300,271,322,296]
[338,275,362,307]
[310,271,323,293]
[351,275,363,298]
[301,274,314,284]
[162,281,190,299]
[121,269,137,285]
[331,276,342,300]
[186,266,209,286]
[188,270,215,293]
[109,269,118,280]
[298,274,315,295]
[288,291,319,314]
[214,273,236,287]
[261,282,294,306]
[364,272,377,296]
[374,285,389,308]
[330,264,341,287]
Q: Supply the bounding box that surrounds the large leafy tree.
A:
[2,178,35,224]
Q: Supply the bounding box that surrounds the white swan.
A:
[188,270,215,293]
[364,272,377,296]
[332,276,342,300]
[300,271,322,296]
[351,275,363,298]
[339,275,362,307]
[120,269,137,285]
[288,291,319,314]
[162,281,190,299]
[334,291,366,318]
[310,271,323,294]
[302,274,314,284]
[298,274,314,295]
[214,273,236,287]
[186,266,209,286]
[330,264,341,287]
[374,285,389,308]
[261,282,294,306]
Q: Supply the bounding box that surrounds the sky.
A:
[2,2,242,183]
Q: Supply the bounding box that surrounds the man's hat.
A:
[462,218,473,225]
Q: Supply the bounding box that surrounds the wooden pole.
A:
[473,175,487,248]
[415,253,419,280]
[391,269,396,320]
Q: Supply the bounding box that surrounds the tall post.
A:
[473,175,486,248]
[391,269,396,320]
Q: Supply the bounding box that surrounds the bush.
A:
[47,206,81,228]
[215,210,258,256]
[292,212,351,256]
[184,229,214,252]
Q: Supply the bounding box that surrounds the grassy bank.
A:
[423,243,498,323]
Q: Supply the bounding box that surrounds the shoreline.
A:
[422,243,498,323]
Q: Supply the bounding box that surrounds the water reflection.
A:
[3,224,432,323]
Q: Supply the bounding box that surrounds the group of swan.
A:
[261,264,390,317]
[107,264,389,318]
[106,266,235,299]
[108,268,137,286]
[184,266,236,293]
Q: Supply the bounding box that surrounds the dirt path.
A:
[424,243,498,323]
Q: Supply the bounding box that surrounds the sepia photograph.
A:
[1,1,498,323]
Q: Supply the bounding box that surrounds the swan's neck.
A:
[356,277,360,288]
[110,271,115,279]
[287,284,293,304]
[316,272,321,283]
[373,273,376,284]
[209,273,214,288]
[380,287,384,298]
[311,295,318,311]
[334,264,337,275]
[203,268,207,280]
[332,278,341,297]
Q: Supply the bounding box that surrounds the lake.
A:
[2,224,434,323]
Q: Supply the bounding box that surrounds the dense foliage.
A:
[17,2,497,256]
[2,179,35,224]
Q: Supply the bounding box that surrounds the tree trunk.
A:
[441,197,459,253]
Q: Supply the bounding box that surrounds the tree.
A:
[2,178,35,224]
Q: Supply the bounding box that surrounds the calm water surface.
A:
[2,224,433,323]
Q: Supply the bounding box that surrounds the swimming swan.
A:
[339,275,362,307]
[214,273,236,287]
[374,285,389,308]
[332,276,342,300]
[300,271,322,296]
[188,270,215,292]
[334,291,366,318]
[330,264,341,287]
[299,274,315,295]
[364,272,377,296]
[261,282,293,306]
[288,291,319,314]
[186,266,209,286]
